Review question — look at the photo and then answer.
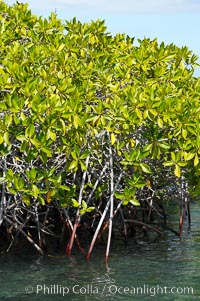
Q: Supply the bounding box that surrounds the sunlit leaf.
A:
[82,200,87,210]
[71,199,80,208]
[175,165,181,178]
[194,154,199,167]
[110,132,116,145]
[86,206,96,213]
[140,163,151,174]
[129,199,140,206]
[74,115,80,129]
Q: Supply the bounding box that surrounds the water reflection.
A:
[0,203,200,300]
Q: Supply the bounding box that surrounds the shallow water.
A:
[0,202,200,301]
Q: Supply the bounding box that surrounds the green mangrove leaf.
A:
[129,199,140,206]
[140,163,151,174]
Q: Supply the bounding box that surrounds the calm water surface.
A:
[0,202,200,301]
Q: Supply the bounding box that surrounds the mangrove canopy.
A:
[0,1,200,262]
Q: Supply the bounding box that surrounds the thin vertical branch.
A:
[87,196,111,259]
[87,172,122,260]
[116,201,128,241]
[179,203,183,238]
[185,181,191,227]
[179,171,184,238]
[95,199,124,244]
[66,155,90,256]
[0,156,7,226]
[105,133,114,263]
[86,160,109,205]
[64,209,83,252]
[34,201,42,247]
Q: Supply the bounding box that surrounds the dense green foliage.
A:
[0,1,200,259]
